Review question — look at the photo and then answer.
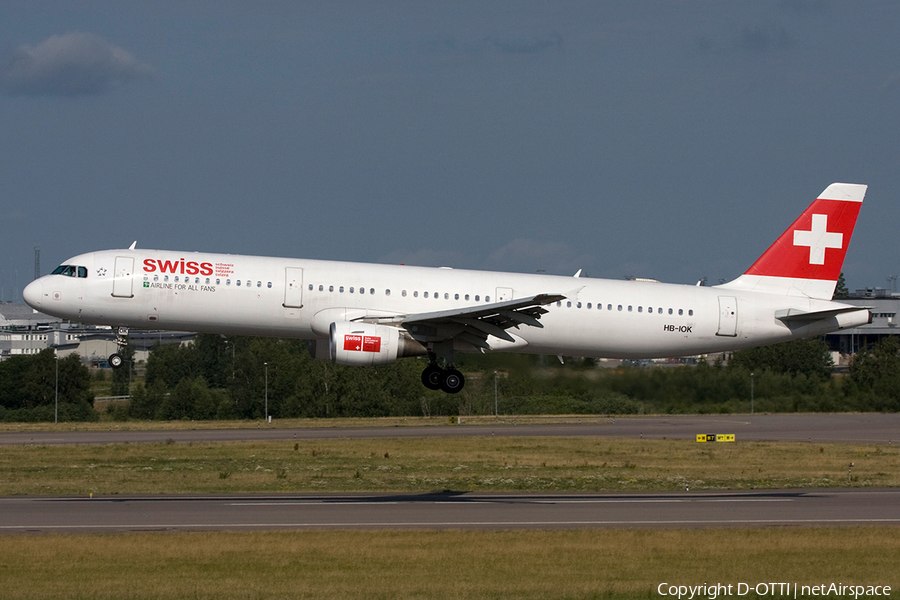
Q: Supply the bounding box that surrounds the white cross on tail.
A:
[793,213,842,265]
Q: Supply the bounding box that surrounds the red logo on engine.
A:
[363,336,381,352]
[343,335,381,352]
[343,335,362,351]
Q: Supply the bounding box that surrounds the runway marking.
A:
[2,518,900,531]
[228,498,794,507]
[231,502,401,506]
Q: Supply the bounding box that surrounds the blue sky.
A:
[2,1,898,301]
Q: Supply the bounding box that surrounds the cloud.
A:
[419,34,563,59]
[377,247,469,268]
[0,32,154,97]
[739,23,793,54]
[484,239,593,276]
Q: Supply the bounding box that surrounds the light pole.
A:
[264,362,268,422]
[54,353,59,424]
[494,370,498,416]
[750,371,755,415]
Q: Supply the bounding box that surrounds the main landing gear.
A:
[421,362,465,394]
[108,326,129,369]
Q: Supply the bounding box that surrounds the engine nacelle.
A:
[329,322,426,366]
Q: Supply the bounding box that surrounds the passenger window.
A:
[424,292,429,298]
[216,279,221,285]
[618,305,622,311]
[268,282,272,288]
[577,302,582,309]
[587,303,592,309]
[475,295,480,301]
[318,285,323,291]
[628,305,633,312]
[689,309,694,316]
[339,286,344,293]
[360,287,365,295]
[444,293,449,300]
[257,281,261,287]
[349,287,355,293]
[164,275,169,282]
[226,279,231,285]
[402,290,407,297]
[454,294,459,300]
[154,275,159,282]
[485,296,490,302]
[556,301,561,307]
[370,288,375,295]
[329,285,334,292]
[308,284,313,291]
[414,291,418,297]
[236,280,241,286]
[668,308,673,315]
[175,276,180,282]
[638,306,643,313]
[465,294,470,301]
[678,309,683,316]
[206,278,210,284]
[567,301,572,308]
[386,289,391,296]
[246,281,250,287]
[607,304,612,310]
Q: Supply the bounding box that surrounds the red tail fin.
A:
[720,183,866,300]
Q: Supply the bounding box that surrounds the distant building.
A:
[0,302,194,364]
[823,289,900,363]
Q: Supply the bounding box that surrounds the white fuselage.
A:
[24,249,867,359]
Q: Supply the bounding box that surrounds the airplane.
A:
[23,182,870,393]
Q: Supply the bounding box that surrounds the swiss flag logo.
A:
[745,198,861,281]
[343,335,362,351]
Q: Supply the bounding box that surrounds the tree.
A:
[729,338,833,380]
[849,337,900,411]
[110,340,135,396]
[834,272,849,299]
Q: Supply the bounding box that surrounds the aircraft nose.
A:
[23,279,43,309]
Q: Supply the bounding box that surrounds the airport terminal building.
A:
[0,301,193,365]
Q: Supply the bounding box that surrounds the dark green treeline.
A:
[2,335,899,421]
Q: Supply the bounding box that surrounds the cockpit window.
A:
[51,265,87,278]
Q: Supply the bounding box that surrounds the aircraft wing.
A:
[368,293,565,350]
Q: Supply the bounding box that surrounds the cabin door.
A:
[112,257,134,298]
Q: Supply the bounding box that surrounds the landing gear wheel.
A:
[440,369,465,394]
[109,353,124,369]
[422,365,443,391]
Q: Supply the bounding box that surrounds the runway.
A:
[1,489,898,533]
[2,413,899,446]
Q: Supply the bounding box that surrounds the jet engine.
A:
[328,322,426,366]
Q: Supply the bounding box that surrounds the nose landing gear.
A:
[108,326,129,369]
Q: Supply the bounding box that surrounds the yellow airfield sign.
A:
[696,434,735,442]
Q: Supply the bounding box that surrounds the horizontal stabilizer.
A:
[775,305,871,324]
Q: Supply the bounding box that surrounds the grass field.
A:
[1,435,897,496]
[2,424,898,598]
[1,528,897,599]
